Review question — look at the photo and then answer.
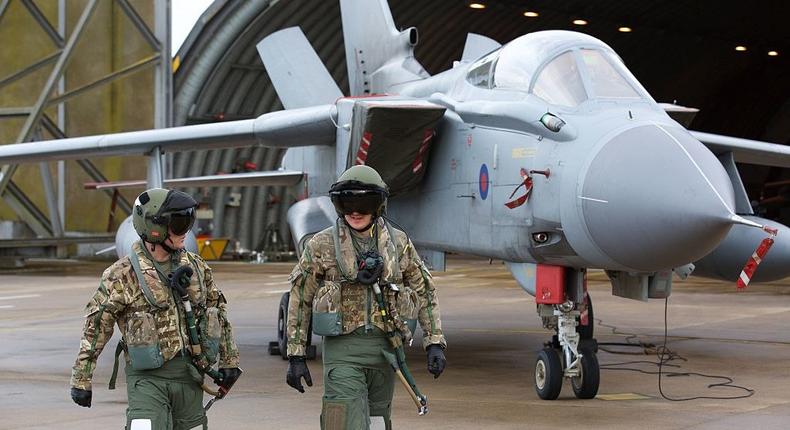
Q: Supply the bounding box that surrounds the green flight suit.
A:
[287,219,446,429]
[70,241,240,430]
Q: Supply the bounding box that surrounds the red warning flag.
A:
[736,227,778,290]
[504,169,534,209]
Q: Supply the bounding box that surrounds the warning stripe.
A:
[411,129,434,173]
[736,235,775,290]
[355,132,372,165]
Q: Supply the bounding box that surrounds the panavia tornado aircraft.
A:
[1,0,789,400]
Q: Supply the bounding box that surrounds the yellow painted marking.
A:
[596,393,651,401]
[512,147,536,158]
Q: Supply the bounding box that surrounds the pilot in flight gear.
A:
[285,165,447,430]
[69,188,241,430]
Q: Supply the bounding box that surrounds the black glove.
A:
[286,356,312,393]
[70,387,92,408]
[426,344,446,379]
[218,368,242,386]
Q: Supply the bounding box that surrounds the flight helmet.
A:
[132,188,198,245]
[329,165,389,218]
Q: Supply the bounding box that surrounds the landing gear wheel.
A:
[268,292,315,360]
[268,292,291,359]
[535,348,563,400]
[571,348,600,399]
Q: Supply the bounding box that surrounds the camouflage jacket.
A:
[287,218,446,357]
[70,240,239,390]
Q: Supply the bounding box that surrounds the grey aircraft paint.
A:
[1,0,788,400]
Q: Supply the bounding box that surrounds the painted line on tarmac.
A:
[263,281,289,286]
[433,273,468,279]
[266,289,290,295]
[452,282,494,288]
[0,284,91,295]
[0,294,40,301]
[0,305,14,309]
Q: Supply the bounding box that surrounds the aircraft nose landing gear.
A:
[532,266,599,400]
[535,301,600,399]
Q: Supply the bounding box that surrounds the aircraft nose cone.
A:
[580,124,735,271]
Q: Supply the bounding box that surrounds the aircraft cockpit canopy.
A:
[466,31,649,107]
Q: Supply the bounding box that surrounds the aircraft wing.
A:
[690,131,790,168]
[84,170,304,190]
[0,104,337,164]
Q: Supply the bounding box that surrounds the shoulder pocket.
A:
[125,311,164,370]
[312,280,343,337]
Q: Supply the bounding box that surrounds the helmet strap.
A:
[159,231,178,254]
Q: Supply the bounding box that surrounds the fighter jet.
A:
[0,0,788,400]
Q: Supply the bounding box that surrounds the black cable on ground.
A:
[597,297,755,401]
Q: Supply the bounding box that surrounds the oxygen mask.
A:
[357,250,384,285]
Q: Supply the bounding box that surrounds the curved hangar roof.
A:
[173,0,790,250]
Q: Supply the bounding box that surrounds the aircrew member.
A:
[69,188,241,430]
[285,165,447,429]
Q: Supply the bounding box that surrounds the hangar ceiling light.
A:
[768,50,779,56]
[573,19,588,25]
[524,11,539,17]
[469,3,486,9]
[618,26,632,33]
[735,45,747,52]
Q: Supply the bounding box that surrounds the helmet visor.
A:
[164,208,196,235]
[330,190,385,215]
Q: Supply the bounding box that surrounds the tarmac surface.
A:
[0,256,789,429]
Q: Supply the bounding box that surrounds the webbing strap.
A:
[129,250,167,310]
[108,340,125,390]
[185,253,205,299]
[383,221,402,262]
[332,220,353,281]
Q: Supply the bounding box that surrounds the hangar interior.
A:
[0,0,788,259]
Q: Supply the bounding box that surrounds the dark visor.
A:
[330,189,385,215]
[163,208,196,235]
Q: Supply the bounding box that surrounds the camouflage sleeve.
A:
[402,238,447,350]
[70,272,126,391]
[286,239,323,357]
[204,262,240,369]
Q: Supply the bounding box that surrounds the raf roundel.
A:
[479,164,489,200]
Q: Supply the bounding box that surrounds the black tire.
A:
[276,291,315,360]
[277,292,290,360]
[571,348,600,399]
[535,348,563,400]
[306,345,317,360]
[578,293,594,340]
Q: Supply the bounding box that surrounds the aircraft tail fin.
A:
[460,33,501,63]
[257,27,343,109]
[340,0,429,95]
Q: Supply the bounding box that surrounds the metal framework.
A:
[0,0,171,244]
